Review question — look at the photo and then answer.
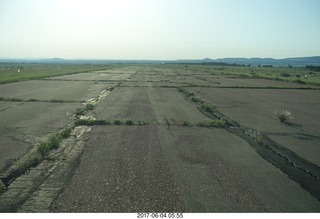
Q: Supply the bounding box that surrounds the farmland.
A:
[0,63,320,212]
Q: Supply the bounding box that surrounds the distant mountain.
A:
[1,56,319,67]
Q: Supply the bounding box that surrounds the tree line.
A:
[305,65,320,71]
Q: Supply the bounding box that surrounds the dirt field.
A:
[0,64,319,212]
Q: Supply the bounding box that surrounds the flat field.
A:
[0,64,319,212]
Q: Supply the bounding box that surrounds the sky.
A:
[0,0,320,60]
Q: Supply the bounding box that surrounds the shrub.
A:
[75,119,107,126]
[0,179,5,193]
[85,103,95,111]
[182,121,191,126]
[125,120,134,125]
[200,102,216,114]
[48,135,60,150]
[275,110,293,123]
[136,121,148,125]
[191,96,203,103]
[280,73,290,77]
[60,127,72,139]
[75,107,86,116]
[292,79,306,84]
[196,119,226,127]
[37,141,50,156]
[114,120,122,125]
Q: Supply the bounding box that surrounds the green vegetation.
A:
[178,87,220,119]
[74,119,150,127]
[177,87,204,104]
[75,107,86,116]
[184,65,320,86]
[182,121,191,127]
[0,63,109,84]
[114,120,122,125]
[196,119,226,127]
[275,110,293,123]
[85,103,95,111]
[0,96,80,103]
[75,119,109,126]
[200,102,216,114]
[37,127,73,157]
[15,126,73,176]
[125,120,134,125]
[0,179,5,193]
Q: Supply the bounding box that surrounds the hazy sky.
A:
[1,0,320,59]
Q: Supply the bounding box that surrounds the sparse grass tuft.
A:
[275,110,293,123]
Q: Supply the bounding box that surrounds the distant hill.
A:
[1,56,319,67]
[213,56,320,67]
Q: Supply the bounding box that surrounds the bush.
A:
[60,127,72,139]
[125,120,134,125]
[197,119,226,127]
[280,73,291,77]
[75,119,107,126]
[114,120,122,125]
[85,103,95,111]
[0,179,5,193]
[75,107,86,116]
[37,141,50,156]
[182,121,191,126]
[200,102,216,114]
[275,110,293,123]
[48,135,60,150]
[292,79,306,84]
[191,96,203,103]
